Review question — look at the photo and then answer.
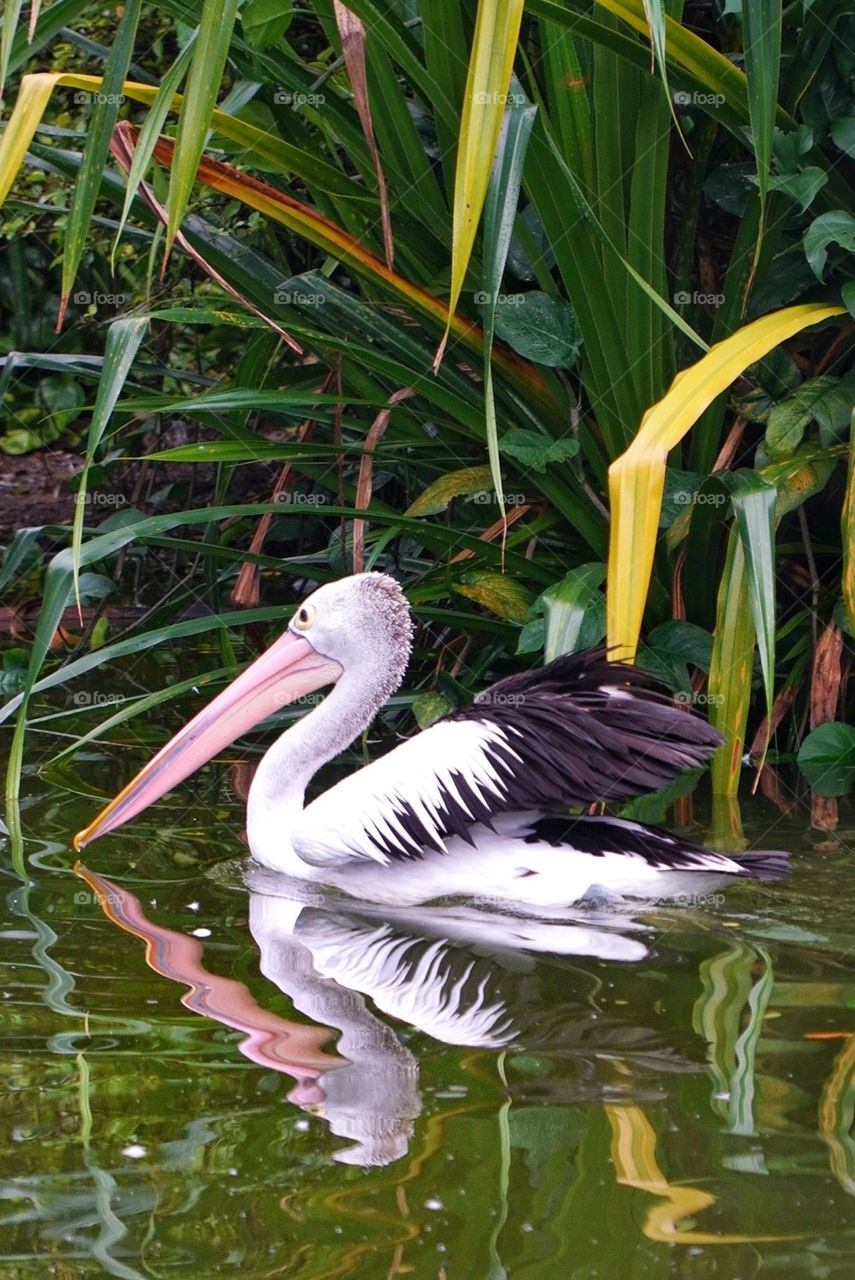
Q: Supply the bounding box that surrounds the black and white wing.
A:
[294,647,724,868]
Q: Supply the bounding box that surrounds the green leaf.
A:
[39,375,85,430]
[480,99,537,520]
[804,210,855,281]
[412,691,455,729]
[492,290,582,367]
[59,0,143,318]
[766,376,855,456]
[500,429,579,473]
[71,317,148,615]
[766,166,827,213]
[542,563,606,660]
[830,116,855,159]
[726,470,777,724]
[798,722,855,797]
[740,0,781,232]
[405,466,494,517]
[242,0,293,47]
[165,0,241,255]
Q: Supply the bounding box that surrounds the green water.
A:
[3,713,855,1277]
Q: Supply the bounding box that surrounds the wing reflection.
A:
[76,864,689,1167]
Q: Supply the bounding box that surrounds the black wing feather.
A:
[450,646,723,809]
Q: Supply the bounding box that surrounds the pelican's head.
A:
[73,572,413,850]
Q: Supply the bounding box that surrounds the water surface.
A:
[3,704,855,1277]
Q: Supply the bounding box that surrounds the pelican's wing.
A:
[293,648,723,868]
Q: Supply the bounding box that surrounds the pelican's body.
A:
[75,572,787,909]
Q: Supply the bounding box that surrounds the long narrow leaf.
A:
[436,0,525,367]
[607,303,843,660]
[741,0,782,261]
[70,317,149,616]
[164,0,240,257]
[480,100,537,526]
[57,0,142,325]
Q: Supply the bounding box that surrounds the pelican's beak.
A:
[73,630,342,851]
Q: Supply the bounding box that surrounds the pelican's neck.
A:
[246,666,387,872]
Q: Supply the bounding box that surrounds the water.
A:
[3,705,855,1276]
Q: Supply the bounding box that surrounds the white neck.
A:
[246,667,386,875]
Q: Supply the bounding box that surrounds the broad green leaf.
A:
[607,303,844,660]
[804,211,855,281]
[165,0,240,256]
[500,429,579,473]
[412,691,455,729]
[798,722,855,797]
[492,291,581,367]
[830,116,855,159]
[766,376,854,456]
[766,167,827,213]
[405,466,494,517]
[454,571,532,622]
[543,563,606,660]
[242,0,294,48]
[437,0,525,365]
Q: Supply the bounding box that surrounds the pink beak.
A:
[73,629,342,850]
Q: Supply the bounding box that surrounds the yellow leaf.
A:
[405,465,494,517]
[436,0,525,368]
[606,303,844,660]
[455,571,532,622]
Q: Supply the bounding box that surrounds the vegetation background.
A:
[2,0,855,844]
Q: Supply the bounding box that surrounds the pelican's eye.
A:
[293,603,315,631]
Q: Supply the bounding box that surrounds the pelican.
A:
[74,572,787,908]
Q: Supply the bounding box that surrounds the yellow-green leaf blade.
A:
[437,0,525,366]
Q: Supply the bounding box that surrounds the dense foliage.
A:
[2,0,855,830]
